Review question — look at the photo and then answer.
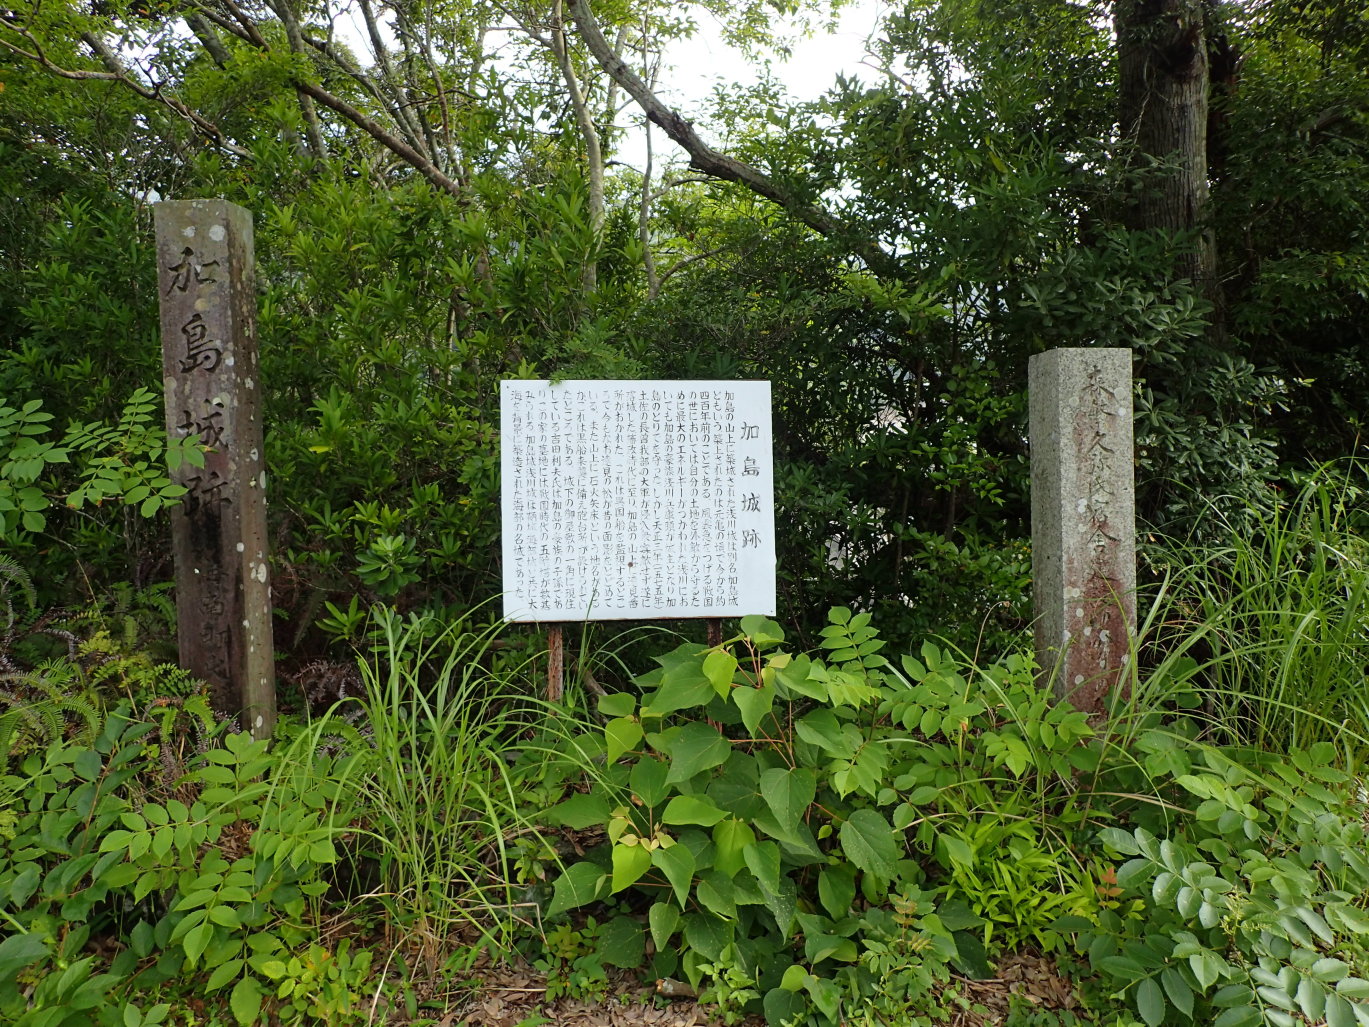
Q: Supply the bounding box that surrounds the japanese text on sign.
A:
[500,380,776,621]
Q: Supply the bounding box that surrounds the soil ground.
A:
[433,951,1084,1026]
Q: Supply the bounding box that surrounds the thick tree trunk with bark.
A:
[1114,0,1222,327]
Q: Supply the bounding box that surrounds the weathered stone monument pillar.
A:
[155,200,275,739]
[1029,348,1136,714]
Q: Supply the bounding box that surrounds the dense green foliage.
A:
[2,0,1365,651]
[0,607,587,1025]
[5,599,1369,1024]
[2,0,1368,1023]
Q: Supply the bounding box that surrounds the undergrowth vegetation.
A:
[3,467,1368,1027]
[1139,466,1369,754]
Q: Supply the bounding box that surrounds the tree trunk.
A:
[1114,0,1222,330]
[552,0,605,294]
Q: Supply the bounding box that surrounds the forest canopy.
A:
[2,0,1367,649]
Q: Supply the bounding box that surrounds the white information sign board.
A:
[500,380,776,621]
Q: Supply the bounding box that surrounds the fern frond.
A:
[0,556,37,632]
[0,661,102,756]
[0,682,64,755]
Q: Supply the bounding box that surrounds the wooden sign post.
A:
[155,199,276,739]
[1029,348,1137,714]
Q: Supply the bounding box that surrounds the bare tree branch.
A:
[656,245,730,294]
[293,78,468,199]
[565,0,901,279]
[357,0,430,160]
[0,27,250,156]
[263,0,329,159]
[185,12,232,66]
[214,0,271,48]
[198,1,471,198]
[552,0,605,291]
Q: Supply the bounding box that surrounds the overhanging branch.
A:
[565,0,901,279]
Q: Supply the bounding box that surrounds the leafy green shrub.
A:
[1076,738,1369,1027]
[538,609,1106,1026]
[534,607,1369,1027]
[0,390,200,549]
[0,691,367,1025]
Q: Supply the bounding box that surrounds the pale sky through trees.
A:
[332,1,884,176]
[620,0,884,172]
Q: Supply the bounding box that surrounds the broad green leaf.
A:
[597,916,645,968]
[1337,978,1369,999]
[743,841,781,895]
[630,757,671,806]
[732,680,775,735]
[695,870,737,919]
[1161,967,1194,1019]
[645,652,713,716]
[1313,958,1352,983]
[764,987,807,1027]
[939,834,974,871]
[183,921,213,966]
[1190,949,1225,990]
[1297,975,1327,1022]
[208,905,240,928]
[1098,827,1141,855]
[805,932,858,965]
[682,911,728,962]
[206,958,244,992]
[662,794,727,827]
[605,717,643,762]
[796,709,855,757]
[762,877,798,938]
[0,932,47,981]
[950,930,993,980]
[775,655,826,700]
[1327,993,1356,1027]
[839,809,899,879]
[546,792,609,830]
[649,901,680,950]
[1136,977,1164,1027]
[1099,956,1147,981]
[612,842,653,892]
[8,864,39,907]
[230,977,262,1027]
[940,901,985,932]
[703,650,738,697]
[818,864,856,919]
[760,767,816,834]
[805,976,842,1021]
[1116,858,1153,890]
[1155,873,1182,906]
[652,843,696,907]
[713,818,757,877]
[73,750,102,781]
[1213,984,1254,1008]
[548,861,607,917]
[598,692,636,718]
[664,723,731,784]
[739,616,784,646]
